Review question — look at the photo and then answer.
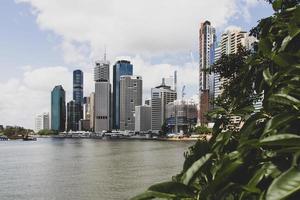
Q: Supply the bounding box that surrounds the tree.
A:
[160,121,169,136]
[193,126,212,135]
[37,129,58,136]
[131,1,300,199]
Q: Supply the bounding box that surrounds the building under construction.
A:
[165,100,198,134]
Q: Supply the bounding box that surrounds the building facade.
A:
[120,75,143,131]
[151,80,177,132]
[51,85,66,132]
[113,60,133,129]
[199,20,216,125]
[35,112,50,133]
[214,29,259,105]
[71,70,84,131]
[135,105,151,132]
[165,100,198,134]
[67,100,78,131]
[94,60,111,132]
[89,92,95,131]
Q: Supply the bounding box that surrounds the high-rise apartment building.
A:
[120,75,142,131]
[35,112,49,133]
[213,45,222,100]
[51,85,66,132]
[151,80,177,132]
[214,29,258,101]
[113,60,133,129]
[94,60,111,132]
[199,20,216,125]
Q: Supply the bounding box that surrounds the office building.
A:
[94,60,111,132]
[83,97,91,120]
[89,92,95,131]
[145,99,151,106]
[73,70,84,105]
[67,100,77,131]
[151,79,177,132]
[120,75,143,131]
[113,60,133,129]
[71,70,84,131]
[35,112,50,133]
[51,85,66,132]
[199,20,216,125]
[135,105,151,132]
[79,119,90,131]
[165,100,198,134]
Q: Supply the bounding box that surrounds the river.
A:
[0,138,194,200]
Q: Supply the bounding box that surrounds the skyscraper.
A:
[35,112,50,133]
[73,70,84,105]
[113,60,133,129]
[135,105,151,132]
[51,85,66,132]
[151,79,177,132]
[94,60,111,132]
[214,29,261,110]
[89,92,95,131]
[199,20,216,125]
[68,70,84,131]
[120,75,142,131]
[67,100,77,131]
[213,45,222,101]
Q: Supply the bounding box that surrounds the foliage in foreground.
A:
[193,126,212,135]
[131,1,300,199]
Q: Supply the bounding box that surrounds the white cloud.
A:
[4,0,266,128]
[15,0,246,62]
[0,67,73,129]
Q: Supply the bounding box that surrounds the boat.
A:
[23,137,37,141]
[23,133,37,141]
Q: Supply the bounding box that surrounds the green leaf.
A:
[263,68,272,86]
[272,0,282,11]
[131,182,196,200]
[181,153,212,185]
[263,113,297,136]
[268,93,300,108]
[266,167,300,200]
[260,134,300,146]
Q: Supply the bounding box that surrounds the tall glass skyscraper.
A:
[51,85,66,132]
[73,70,84,105]
[113,60,133,129]
[70,70,83,131]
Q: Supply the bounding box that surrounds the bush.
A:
[131,1,300,199]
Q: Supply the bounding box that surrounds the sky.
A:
[0,0,273,129]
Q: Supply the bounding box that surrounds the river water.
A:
[0,138,194,200]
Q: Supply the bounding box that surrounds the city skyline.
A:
[0,0,273,129]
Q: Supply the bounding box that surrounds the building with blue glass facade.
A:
[73,70,84,105]
[113,60,133,129]
[68,70,84,131]
[51,85,66,132]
